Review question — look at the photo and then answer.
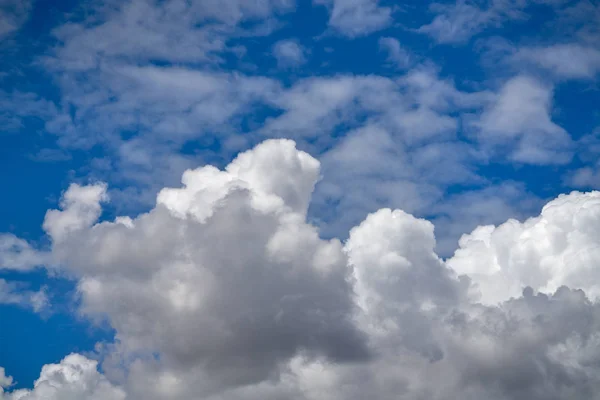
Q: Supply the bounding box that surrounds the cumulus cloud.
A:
[3,139,600,399]
[449,190,600,304]
[432,182,542,256]
[43,183,109,243]
[0,354,125,400]
[471,75,573,164]
[291,68,491,244]
[43,140,369,395]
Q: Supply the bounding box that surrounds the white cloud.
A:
[48,0,294,68]
[448,190,600,304]
[432,182,543,257]
[272,39,307,68]
[0,354,125,400]
[262,66,489,143]
[0,368,12,390]
[417,0,525,44]
[471,75,573,164]
[0,234,46,270]
[0,279,48,313]
[515,44,600,79]
[378,37,412,69]
[314,0,392,37]
[43,183,109,243]
[568,163,600,189]
[291,68,491,244]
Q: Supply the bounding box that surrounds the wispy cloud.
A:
[315,0,392,37]
[272,39,307,68]
[0,0,31,40]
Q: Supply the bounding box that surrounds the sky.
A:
[1,0,600,399]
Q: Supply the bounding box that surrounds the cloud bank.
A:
[3,139,600,399]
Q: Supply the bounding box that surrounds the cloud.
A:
[314,0,392,37]
[0,279,48,313]
[292,68,490,245]
[0,234,47,270]
[35,63,281,209]
[4,1,600,397]
[432,182,543,257]
[0,368,12,389]
[43,183,109,243]
[272,39,307,68]
[0,91,58,135]
[555,0,600,46]
[4,140,600,399]
[0,354,125,400]
[378,37,412,69]
[515,44,600,79]
[471,75,573,164]
[0,0,31,39]
[417,0,571,44]
[417,0,525,44]
[261,66,489,143]
[566,129,600,190]
[568,164,600,189]
[48,0,294,68]
[42,140,369,395]
[448,190,600,304]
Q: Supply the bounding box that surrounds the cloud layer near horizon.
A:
[3,139,600,400]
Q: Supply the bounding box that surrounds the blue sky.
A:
[1,0,600,399]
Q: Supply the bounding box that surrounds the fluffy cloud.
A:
[0,234,46,271]
[43,140,369,395]
[471,75,573,165]
[449,190,600,304]
[296,68,491,245]
[3,139,600,399]
[0,354,125,400]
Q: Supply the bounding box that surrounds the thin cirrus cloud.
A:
[0,0,31,40]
